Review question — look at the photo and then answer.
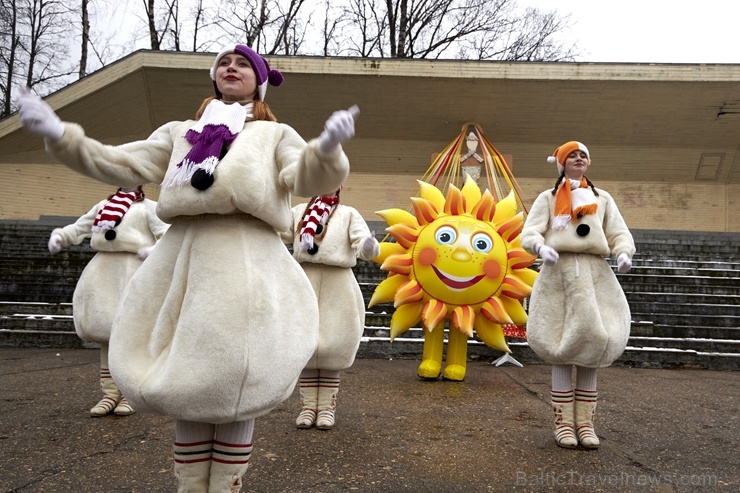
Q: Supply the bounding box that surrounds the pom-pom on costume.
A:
[520,141,635,449]
[282,189,379,429]
[49,189,169,416]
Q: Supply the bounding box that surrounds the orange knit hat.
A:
[546,141,590,174]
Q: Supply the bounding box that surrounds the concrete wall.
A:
[2,162,738,233]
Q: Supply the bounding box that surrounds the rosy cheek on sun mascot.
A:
[369,176,537,381]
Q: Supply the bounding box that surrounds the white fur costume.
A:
[520,187,636,368]
[284,204,374,370]
[45,118,349,423]
[51,198,168,342]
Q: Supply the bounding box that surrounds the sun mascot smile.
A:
[369,176,537,381]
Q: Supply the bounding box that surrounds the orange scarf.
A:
[553,178,593,230]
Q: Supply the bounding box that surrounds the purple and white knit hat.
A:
[210,44,284,101]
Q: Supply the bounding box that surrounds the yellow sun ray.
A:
[395,279,424,307]
[452,305,476,337]
[369,275,408,307]
[474,317,511,353]
[480,296,513,325]
[390,303,423,340]
[422,299,448,331]
[375,241,406,264]
[492,190,517,224]
[380,253,413,276]
[376,208,419,228]
[418,180,445,212]
[500,296,529,325]
[410,197,439,225]
[514,267,538,287]
[460,175,482,210]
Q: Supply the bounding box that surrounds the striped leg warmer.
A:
[174,420,214,493]
[209,420,255,493]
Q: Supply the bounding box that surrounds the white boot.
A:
[296,369,319,428]
[174,461,210,493]
[90,368,121,417]
[173,441,212,493]
[551,390,577,449]
[575,389,600,449]
[315,371,339,430]
[113,396,135,416]
[209,452,252,493]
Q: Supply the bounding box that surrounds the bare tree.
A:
[82,1,138,75]
[214,0,308,55]
[0,0,22,117]
[332,0,383,57]
[328,0,577,61]
[79,0,89,77]
[0,0,75,115]
[189,0,218,52]
[0,0,581,111]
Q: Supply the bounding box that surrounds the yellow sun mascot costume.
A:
[369,175,537,381]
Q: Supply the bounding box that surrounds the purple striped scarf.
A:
[163,100,252,188]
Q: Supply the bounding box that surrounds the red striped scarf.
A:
[299,194,339,251]
[92,189,144,232]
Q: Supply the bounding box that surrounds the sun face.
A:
[369,177,537,353]
[413,215,508,306]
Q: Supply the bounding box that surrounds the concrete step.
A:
[629,301,740,316]
[0,301,73,316]
[1,319,737,370]
[624,291,740,305]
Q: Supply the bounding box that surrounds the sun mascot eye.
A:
[369,176,538,380]
[471,233,492,253]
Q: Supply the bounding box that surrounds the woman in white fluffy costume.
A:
[282,187,379,430]
[18,43,357,492]
[520,141,635,450]
[48,187,169,417]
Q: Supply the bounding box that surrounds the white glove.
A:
[360,234,380,260]
[318,105,359,153]
[535,243,559,265]
[17,88,65,141]
[617,252,632,273]
[137,245,156,261]
[48,233,63,254]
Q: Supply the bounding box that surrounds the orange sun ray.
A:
[422,298,448,330]
[395,279,424,307]
[500,275,533,300]
[480,296,513,325]
[380,253,413,276]
[410,197,439,225]
[386,223,419,249]
[451,305,475,337]
[443,184,465,216]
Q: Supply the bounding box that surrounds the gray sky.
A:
[106,0,739,65]
[529,0,739,64]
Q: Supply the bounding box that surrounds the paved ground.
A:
[0,347,737,493]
